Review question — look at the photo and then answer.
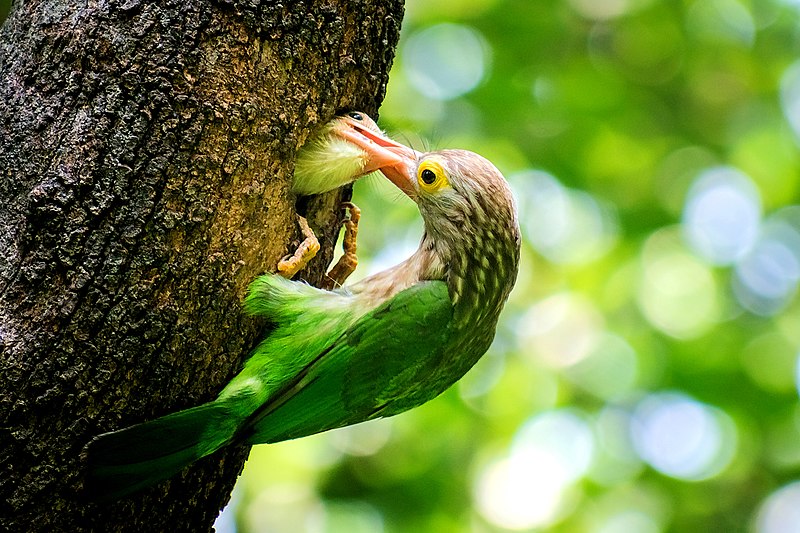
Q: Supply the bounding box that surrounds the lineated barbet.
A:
[84,119,521,500]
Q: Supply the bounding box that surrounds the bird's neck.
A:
[426,206,520,329]
[347,235,444,306]
[351,229,517,328]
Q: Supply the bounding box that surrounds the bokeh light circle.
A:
[780,60,800,142]
[512,170,618,265]
[732,208,800,315]
[638,228,721,339]
[630,392,737,481]
[519,292,604,368]
[755,482,800,533]
[595,510,661,533]
[402,23,490,101]
[474,410,594,530]
[682,166,761,265]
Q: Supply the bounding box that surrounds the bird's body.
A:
[86,129,520,500]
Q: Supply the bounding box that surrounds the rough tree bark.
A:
[0,0,404,530]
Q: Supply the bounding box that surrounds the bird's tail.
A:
[84,401,241,501]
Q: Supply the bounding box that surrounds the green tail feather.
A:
[84,401,240,501]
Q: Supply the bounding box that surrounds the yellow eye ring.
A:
[417,160,448,192]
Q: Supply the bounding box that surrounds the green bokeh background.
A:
[5,1,800,531]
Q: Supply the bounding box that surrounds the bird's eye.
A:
[347,112,363,121]
[416,160,448,192]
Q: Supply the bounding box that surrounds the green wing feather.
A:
[84,402,240,501]
[243,280,453,444]
[218,274,365,406]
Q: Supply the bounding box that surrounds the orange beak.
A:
[335,116,422,199]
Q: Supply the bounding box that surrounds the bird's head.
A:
[340,121,520,309]
[339,122,519,258]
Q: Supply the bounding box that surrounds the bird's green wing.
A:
[242,280,453,444]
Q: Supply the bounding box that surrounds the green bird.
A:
[84,122,521,500]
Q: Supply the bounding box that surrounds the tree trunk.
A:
[0,0,403,530]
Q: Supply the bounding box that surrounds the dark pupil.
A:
[421,169,437,185]
[347,112,363,120]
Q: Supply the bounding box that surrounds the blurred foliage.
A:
[229,1,800,532]
[4,0,800,531]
